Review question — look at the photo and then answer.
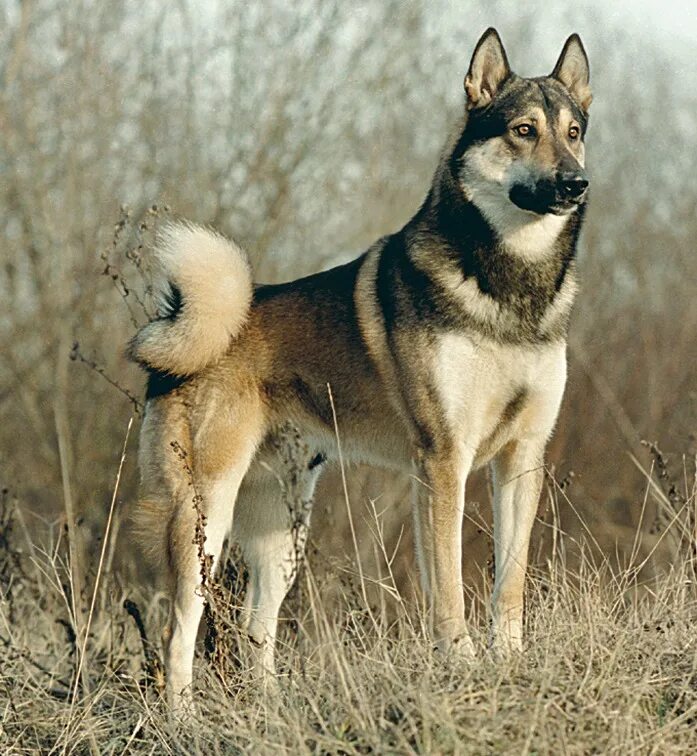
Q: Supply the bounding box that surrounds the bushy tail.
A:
[128,221,253,376]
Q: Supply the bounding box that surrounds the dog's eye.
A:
[514,123,535,138]
[568,125,580,140]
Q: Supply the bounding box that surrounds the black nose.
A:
[557,174,589,200]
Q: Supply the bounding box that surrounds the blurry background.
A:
[1,0,696,604]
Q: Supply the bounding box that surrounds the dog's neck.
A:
[413,166,585,292]
[465,191,573,261]
[395,167,585,345]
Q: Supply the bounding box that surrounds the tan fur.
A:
[131,390,192,564]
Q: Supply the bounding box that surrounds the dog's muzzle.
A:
[509,171,589,215]
[557,173,588,202]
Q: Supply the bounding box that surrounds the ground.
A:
[1,482,696,755]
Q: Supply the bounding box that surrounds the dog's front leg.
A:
[413,448,474,657]
[490,438,545,652]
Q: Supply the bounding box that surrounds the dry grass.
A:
[1,465,696,755]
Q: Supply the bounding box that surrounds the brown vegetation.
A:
[1,1,696,751]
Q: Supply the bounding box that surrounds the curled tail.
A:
[128,221,253,376]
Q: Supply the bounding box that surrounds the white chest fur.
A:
[435,333,567,467]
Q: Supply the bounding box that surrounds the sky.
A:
[430,0,696,96]
[481,0,697,42]
[612,0,697,44]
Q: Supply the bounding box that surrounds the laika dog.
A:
[129,28,592,712]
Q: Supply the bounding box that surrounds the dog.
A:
[128,28,592,713]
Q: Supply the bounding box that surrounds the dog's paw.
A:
[167,686,196,725]
[488,634,524,661]
[433,632,476,660]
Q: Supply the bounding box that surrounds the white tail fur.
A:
[128,221,253,376]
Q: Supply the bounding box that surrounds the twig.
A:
[326,383,373,625]
[59,417,133,756]
[70,342,143,413]
[70,416,133,705]
[53,332,87,698]
[0,632,72,691]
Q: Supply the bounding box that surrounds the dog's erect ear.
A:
[551,34,592,112]
[465,28,511,110]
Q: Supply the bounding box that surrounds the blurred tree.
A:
[0,0,694,593]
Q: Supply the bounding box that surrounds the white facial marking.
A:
[461,141,571,261]
[494,211,569,261]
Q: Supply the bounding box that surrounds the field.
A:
[2,1,697,753]
[2,468,697,753]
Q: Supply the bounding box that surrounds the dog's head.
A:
[455,28,591,221]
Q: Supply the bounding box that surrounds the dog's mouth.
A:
[508,180,588,216]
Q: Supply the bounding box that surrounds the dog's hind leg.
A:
[164,411,261,715]
[233,452,324,679]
